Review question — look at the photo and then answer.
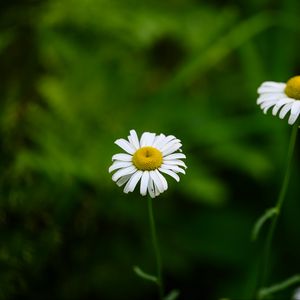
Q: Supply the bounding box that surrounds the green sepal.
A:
[164,289,180,300]
[133,266,158,283]
[258,274,300,299]
[251,207,278,241]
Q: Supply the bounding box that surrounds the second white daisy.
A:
[257,76,300,125]
[109,130,187,198]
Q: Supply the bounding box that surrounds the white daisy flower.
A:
[109,130,187,198]
[257,76,300,125]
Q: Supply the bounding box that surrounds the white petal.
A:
[149,177,160,197]
[261,81,286,88]
[261,101,277,114]
[161,164,186,174]
[156,170,168,191]
[140,171,150,196]
[257,93,284,105]
[279,102,293,119]
[123,170,143,193]
[112,166,136,182]
[160,138,180,151]
[164,153,186,160]
[258,85,285,94]
[144,133,156,146]
[291,100,300,115]
[288,101,300,125]
[140,132,150,147]
[112,153,132,161]
[257,97,268,105]
[129,130,140,149]
[163,159,187,168]
[260,100,277,109]
[116,175,131,187]
[162,135,177,144]
[159,167,180,182]
[150,170,164,193]
[288,111,300,125]
[162,143,182,156]
[152,134,165,148]
[154,185,160,197]
[272,98,293,116]
[115,139,135,154]
[109,161,132,173]
[157,135,177,150]
[147,178,155,198]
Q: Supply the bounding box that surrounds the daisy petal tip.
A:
[288,115,298,125]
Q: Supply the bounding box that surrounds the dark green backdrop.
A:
[1,0,300,299]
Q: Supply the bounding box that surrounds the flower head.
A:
[109,130,187,198]
[257,76,300,125]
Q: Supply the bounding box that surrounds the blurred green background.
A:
[1,0,300,299]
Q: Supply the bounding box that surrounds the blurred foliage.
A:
[1,0,300,299]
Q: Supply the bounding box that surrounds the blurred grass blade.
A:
[258,274,300,299]
[164,12,275,90]
[133,266,158,283]
[164,289,180,300]
[251,207,278,241]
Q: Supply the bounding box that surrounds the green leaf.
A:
[251,207,278,241]
[258,274,300,299]
[164,290,180,300]
[133,266,158,283]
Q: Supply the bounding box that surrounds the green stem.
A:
[147,196,164,300]
[258,123,298,297]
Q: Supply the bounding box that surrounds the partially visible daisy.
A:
[109,130,187,198]
[257,76,300,125]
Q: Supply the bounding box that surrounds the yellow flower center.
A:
[132,147,163,171]
[285,76,300,100]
